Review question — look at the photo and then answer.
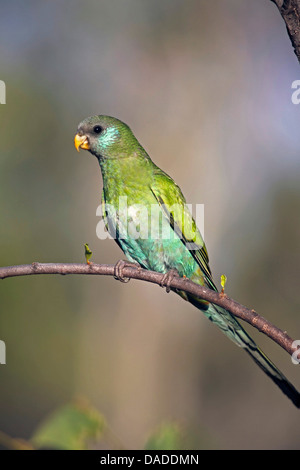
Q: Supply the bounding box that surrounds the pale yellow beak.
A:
[74,133,90,152]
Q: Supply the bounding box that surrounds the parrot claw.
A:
[114,260,141,283]
[160,269,179,293]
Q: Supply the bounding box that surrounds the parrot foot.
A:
[160,269,179,293]
[114,260,141,283]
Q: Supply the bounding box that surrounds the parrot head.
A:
[74,115,142,159]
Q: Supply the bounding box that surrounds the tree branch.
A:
[271,0,300,63]
[0,262,299,359]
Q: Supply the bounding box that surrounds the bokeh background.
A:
[0,0,300,450]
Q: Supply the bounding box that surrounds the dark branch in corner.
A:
[0,262,299,359]
[271,0,300,63]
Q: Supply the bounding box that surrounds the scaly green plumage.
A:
[75,115,300,408]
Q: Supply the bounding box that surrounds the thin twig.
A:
[0,262,299,359]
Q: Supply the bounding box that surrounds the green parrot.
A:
[75,115,300,408]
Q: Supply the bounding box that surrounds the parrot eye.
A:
[93,125,103,134]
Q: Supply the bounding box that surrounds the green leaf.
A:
[144,423,183,450]
[220,274,227,290]
[31,398,106,450]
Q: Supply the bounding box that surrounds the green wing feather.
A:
[150,168,217,291]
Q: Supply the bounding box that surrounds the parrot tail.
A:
[189,296,300,408]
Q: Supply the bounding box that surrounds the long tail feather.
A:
[189,296,300,408]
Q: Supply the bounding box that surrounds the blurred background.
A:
[0,0,300,450]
